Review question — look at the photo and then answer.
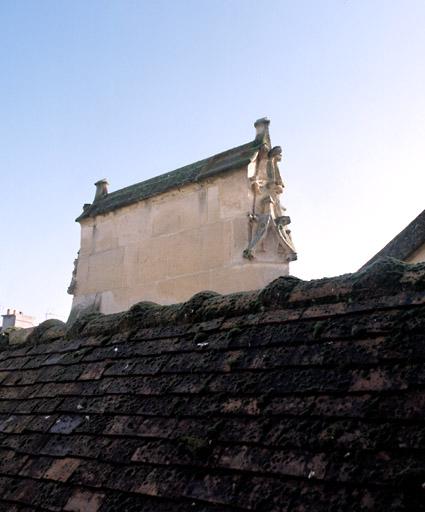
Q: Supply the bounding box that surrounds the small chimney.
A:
[94,179,109,202]
[254,117,270,143]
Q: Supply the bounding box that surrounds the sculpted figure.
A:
[267,146,284,188]
[243,146,297,261]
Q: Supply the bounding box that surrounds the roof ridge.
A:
[49,257,425,341]
[76,139,260,221]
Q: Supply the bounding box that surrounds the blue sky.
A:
[1,0,424,322]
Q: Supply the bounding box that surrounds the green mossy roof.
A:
[76,139,261,222]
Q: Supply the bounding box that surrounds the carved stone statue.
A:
[243,135,297,262]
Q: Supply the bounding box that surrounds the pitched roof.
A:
[0,257,425,511]
[363,208,425,267]
[76,140,261,222]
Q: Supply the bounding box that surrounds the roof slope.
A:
[363,208,425,267]
[77,140,260,221]
[0,258,425,511]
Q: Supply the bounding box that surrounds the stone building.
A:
[69,118,297,318]
[1,309,35,331]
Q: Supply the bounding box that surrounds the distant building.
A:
[363,208,425,267]
[69,118,297,318]
[1,309,36,331]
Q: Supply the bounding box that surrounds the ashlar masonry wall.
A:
[74,169,289,314]
[70,118,297,317]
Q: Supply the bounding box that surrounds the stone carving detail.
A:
[67,252,79,295]
[244,121,297,262]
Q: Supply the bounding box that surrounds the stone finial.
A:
[254,117,270,143]
[94,179,109,201]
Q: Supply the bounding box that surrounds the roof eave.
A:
[75,143,259,222]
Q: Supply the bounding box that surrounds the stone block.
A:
[116,206,149,246]
[79,221,95,256]
[157,272,210,304]
[206,184,220,223]
[122,243,139,287]
[200,221,232,270]
[92,218,118,253]
[137,238,170,283]
[231,216,249,262]
[151,188,200,237]
[166,230,202,277]
[87,248,124,292]
[218,170,251,219]
[74,256,89,292]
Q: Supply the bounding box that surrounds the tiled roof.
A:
[76,140,261,222]
[0,258,425,511]
[363,208,425,267]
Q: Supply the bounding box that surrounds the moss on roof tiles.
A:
[76,139,260,222]
[1,260,425,510]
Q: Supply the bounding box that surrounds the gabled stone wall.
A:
[70,119,297,317]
